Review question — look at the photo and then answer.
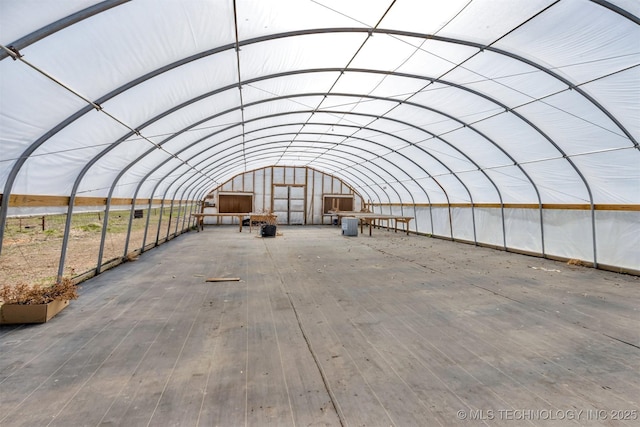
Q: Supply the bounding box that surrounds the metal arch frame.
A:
[204,139,410,198]
[101,85,539,245]
[138,140,381,222]
[205,150,389,206]
[135,119,441,227]
[199,146,425,230]
[0,62,579,259]
[69,89,466,245]
[202,130,443,226]
[0,0,131,61]
[205,163,369,209]
[81,82,506,238]
[199,128,436,196]
[2,28,630,267]
[190,142,406,209]
[590,0,640,25]
[132,149,382,256]
[91,70,575,254]
[13,70,535,270]
[175,150,383,217]
[5,0,636,61]
[56,79,537,279]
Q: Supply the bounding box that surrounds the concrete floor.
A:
[1,225,638,426]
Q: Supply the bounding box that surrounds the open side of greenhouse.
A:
[0,1,639,426]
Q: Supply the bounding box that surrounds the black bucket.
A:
[260,224,277,237]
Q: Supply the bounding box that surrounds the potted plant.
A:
[0,278,79,324]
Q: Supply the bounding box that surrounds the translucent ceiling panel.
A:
[239,33,366,82]
[355,120,426,144]
[139,160,204,201]
[100,51,240,135]
[0,0,96,44]
[484,167,540,204]
[17,0,235,101]
[331,71,391,97]
[136,162,195,200]
[244,114,311,137]
[301,111,359,128]
[246,124,305,142]
[189,135,248,169]
[414,176,449,204]
[583,69,640,142]
[430,126,512,169]
[186,127,248,160]
[571,150,640,204]
[412,138,478,175]
[236,0,391,39]
[243,96,324,123]
[319,94,397,118]
[382,105,461,137]
[520,159,591,204]
[453,169,501,202]
[436,0,555,44]
[404,82,503,125]
[334,142,380,163]
[336,96,402,119]
[11,112,134,196]
[83,112,244,198]
[348,33,431,73]
[445,53,567,108]
[298,123,336,136]
[471,113,562,163]
[429,174,472,204]
[392,37,479,78]
[379,0,484,36]
[608,0,640,15]
[0,61,87,179]
[516,91,633,156]
[135,89,244,144]
[495,1,640,84]
[242,72,339,106]
[367,74,438,101]
[367,153,425,185]
[384,182,414,203]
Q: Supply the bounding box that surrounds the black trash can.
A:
[260,224,277,237]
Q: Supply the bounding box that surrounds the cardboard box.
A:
[0,300,69,324]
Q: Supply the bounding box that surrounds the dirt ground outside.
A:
[0,206,196,289]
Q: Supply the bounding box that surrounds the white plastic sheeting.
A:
[1,0,639,271]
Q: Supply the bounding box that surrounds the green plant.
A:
[79,223,102,232]
[0,278,79,305]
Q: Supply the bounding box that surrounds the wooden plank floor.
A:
[1,226,638,426]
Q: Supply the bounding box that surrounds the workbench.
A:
[192,213,278,233]
[329,211,413,236]
[192,213,247,232]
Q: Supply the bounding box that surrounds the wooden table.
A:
[329,211,413,236]
[192,213,279,233]
[192,213,248,232]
